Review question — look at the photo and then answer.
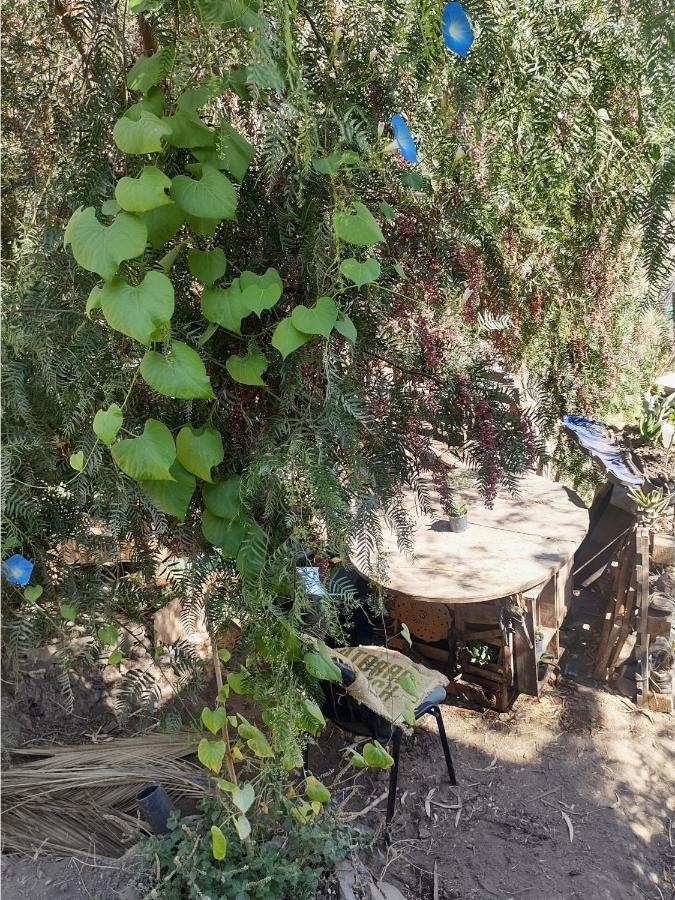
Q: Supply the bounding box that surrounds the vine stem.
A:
[210,635,238,785]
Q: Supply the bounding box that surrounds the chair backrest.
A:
[320,658,396,742]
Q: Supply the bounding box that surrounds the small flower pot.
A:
[448,514,468,533]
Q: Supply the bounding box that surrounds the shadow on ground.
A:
[312,674,674,900]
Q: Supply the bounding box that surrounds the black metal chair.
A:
[311,658,458,833]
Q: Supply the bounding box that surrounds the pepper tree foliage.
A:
[2,1,671,712]
[3,0,534,672]
[406,0,674,428]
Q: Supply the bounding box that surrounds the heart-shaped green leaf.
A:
[305,775,330,803]
[226,349,268,386]
[126,47,175,92]
[164,110,216,149]
[140,340,215,400]
[271,317,311,359]
[198,737,226,773]
[215,778,237,793]
[128,86,165,118]
[334,315,357,343]
[185,214,221,236]
[303,649,342,682]
[227,668,250,695]
[192,123,255,182]
[233,815,251,841]
[171,165,237,221]
[113,111,172,155]
[398,670,417,697]
[238,268,282,315]
[302,698,326,734]
[60,603,78,621]
[24,585,43,603]
[201,282,252,333]
[140,460,196,521]
[158,241,184,272]
[312,150,360,176]
[97,624,119,646]
[400,171,424,190]
[224,65,252,99]
[402,700,415,726]
[291,296,338,339]
[203,476,241,519]
[143,204,185,250]
[211,825,227,860]
[349,750,367,769]
[101,271,173,346]
[202,705,227,735]
[231,782,255,814]
[86,285,103,317]
[198,322,219,346]
[101,199,121,217]
[238,720,274,758]
[218,648,232,663]
[64,208,147,281]
[188,247,227,285]
[69,450,85,472]
[333,201,384,246]
[197,0,261,29]
[339,257,381,287]
[177,80,222,112]
[201,511,248,557]
[379,201,396,220]
[362,740,394,769]
[176,426,224,482]
[111,418,176,481]
[115,166,173,213]
[108,648,124,665]
[93,404,123,446]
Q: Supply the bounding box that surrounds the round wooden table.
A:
[356,471,589,604]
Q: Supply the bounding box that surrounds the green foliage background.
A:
[2,0,672,755]
[1,0,673,891]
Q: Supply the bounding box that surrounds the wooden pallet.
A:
[593,524,672,710]
[593,528,637,682]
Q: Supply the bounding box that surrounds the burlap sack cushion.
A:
[330,645,449,728]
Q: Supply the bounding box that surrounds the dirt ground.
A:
[327,679,674,900]
[3,585,674,900]
[2,673,672,900]
[0,848,149,900]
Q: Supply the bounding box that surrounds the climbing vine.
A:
[49,0,513,873]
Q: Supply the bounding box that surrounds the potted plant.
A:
[448,501,468,533]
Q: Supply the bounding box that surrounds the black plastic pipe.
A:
[136,782,176,834]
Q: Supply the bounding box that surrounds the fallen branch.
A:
[343,791,388,821]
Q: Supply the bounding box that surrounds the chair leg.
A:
[430,705,457,786]
[385,728,402,840]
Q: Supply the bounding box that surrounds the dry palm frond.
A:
[2,733,205,858]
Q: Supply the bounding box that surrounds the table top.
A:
[355,470,589,604]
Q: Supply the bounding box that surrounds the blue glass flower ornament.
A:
[3,554,34,586]
[390,114,418,164]
[442,2,474,57]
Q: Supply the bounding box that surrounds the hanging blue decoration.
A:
[390,114,418,164]
[442,2,474,57]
